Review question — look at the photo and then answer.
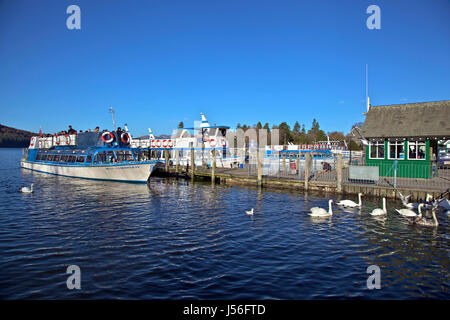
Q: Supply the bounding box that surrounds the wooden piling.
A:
[281,154,286,172]
[296,151,300,176]
[175,149,180,174]
[305,153,311,190]
[165,149,169,172]
[211,149,216,183]
[257,148,262,186]
[190,148,195,180]
[336,154,343,192]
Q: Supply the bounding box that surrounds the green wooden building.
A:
[361,100,450,179]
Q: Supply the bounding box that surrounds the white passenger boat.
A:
[21,131,160,183]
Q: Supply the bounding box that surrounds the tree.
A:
[178,121,184,129]
[307,118,326,143]
[293,121,300,133]
[278,122,292,144]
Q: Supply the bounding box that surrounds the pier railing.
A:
[157,147,449,194]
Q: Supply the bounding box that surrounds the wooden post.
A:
[175,149,180,174]
[305,152,311,190]
[165,149,169,172]
[289,155,292,174]
[336,154,343,192]
[190,147,195,180]
[296,150,301,177]
[281,154,286,172]
[211,149,216,183]
[257,148,262,186]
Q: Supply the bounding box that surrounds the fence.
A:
[160,147,449,193]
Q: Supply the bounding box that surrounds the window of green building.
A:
[408,141,426,160]
[388,141,405,160]
[369,141,385,159]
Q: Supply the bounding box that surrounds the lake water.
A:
[0,148,448,299]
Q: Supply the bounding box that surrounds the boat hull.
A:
[20,160,158,183]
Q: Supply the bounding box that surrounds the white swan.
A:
[309,199,333,217]
[370,197,387,216]
[396,203,423,217]
[337,193,362,207]
[400,193,432,209]
[412,206,439,227]
[21,183,34,193]
[245,208,254,215]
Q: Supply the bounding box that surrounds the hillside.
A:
[0,124,37,148]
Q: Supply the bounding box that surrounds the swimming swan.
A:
[337,193,362,208]
[245,208,254,215]
[370,197,387,216]
[412,206,438,227]
[21,183,34,193]
[396,203,423,217]
[309,199,333,217]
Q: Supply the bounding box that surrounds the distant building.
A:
[361,100,450,178]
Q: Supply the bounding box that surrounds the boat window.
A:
[68,155,76,163]
[94,152,106,163]
[86,155,92,163]
[48,154,54,161]
[408,141,426,160]
[41,154,47,161]
[61,155,68,162]
[36,153,42,161]
[106,151,115,162]
[53,155,61,162]
[76,156,85,163]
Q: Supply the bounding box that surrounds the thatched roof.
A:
[361,100,450,140]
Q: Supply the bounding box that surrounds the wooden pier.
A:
[152,150,446,202]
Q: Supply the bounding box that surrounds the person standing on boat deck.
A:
[68,125,77,134]
[116,127,123,146]
[94,126,100,132]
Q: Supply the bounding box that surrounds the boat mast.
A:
[109,106,116,131]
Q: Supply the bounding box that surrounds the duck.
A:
[370,197,387,216]
[395,203,423,217]
[309,199,333,217]
[21,183,34,193]
[337,193,362,208]
[245,208,254,215]
[411,206,439,227]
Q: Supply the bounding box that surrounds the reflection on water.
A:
[0,149,448,299]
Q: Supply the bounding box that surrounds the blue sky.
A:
[0,0,449,137]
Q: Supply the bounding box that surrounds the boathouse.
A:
[361,100,450,179]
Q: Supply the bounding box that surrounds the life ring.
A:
[121,132,131,144]
[151,140,155,148]
[156,140,161,148]
[162,139,167,148]
[54,135,60,145]
[102,131,114,143]
[221,138,226,147]
[167,139,173,148]
[65,134,71,145]
[210,138,216,147]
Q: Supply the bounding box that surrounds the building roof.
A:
[361,100,450,140]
